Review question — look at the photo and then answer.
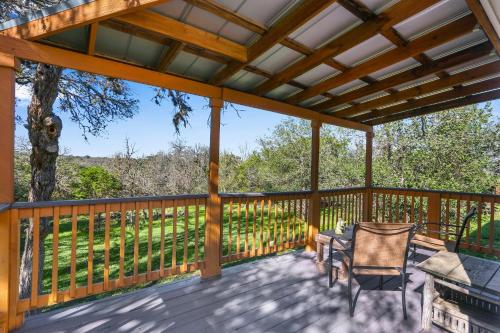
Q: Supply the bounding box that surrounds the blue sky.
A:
[15,81,500,157]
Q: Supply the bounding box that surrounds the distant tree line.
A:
[14,104,499,202]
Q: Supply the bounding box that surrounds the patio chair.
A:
[411,207,476,262]
[329,222,416,319]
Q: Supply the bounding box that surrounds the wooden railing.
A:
[7,194,207,315]
[318,188,365,232]
[220,191,311,263]
[369,187,500,256]
[0,186,498,331]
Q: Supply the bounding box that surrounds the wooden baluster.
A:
[326,196,331,229]
[488,201,495,253]
[259,199,264,255]
[466,199,471,247]
[51,207,59,304]
[146,203,153,279]
[119,203,126,284]
[88,206,94,293]
[228,200,233,257]
[410,196,415,224]
[133,203,140,282]
[104,203,110,290]
[382,194,386,222]
[375,193,379,222]
[193,200,199,264]
[286,199,291,248]
[292,199,297,243]
[476,198,482,251]
[427,193,441,239]
[321,196,326,231]
[183,204,189,272]
[172,202,178,272]
[245,199,249,254]
[253,200,257,255]
[280,201,284,251]
[298,199,303,242]
[455,199,461,245]
[267,199,271,253]
[389,194,393,223]
[237,199,241,256]
[403,195,407,223]
[445,197,450,241]
[70,206,78,299]
[396,194,400,222]
[273,201,278,251]
[334,195,339,227]
[31,209,40,307]
[419,196,423,226]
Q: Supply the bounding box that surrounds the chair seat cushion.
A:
[411,234,455,251]
[352,267,401,276]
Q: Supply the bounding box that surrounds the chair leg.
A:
[348,273,353,317]
[328,243,333,288]
[401,272,407,320]
[412,244,417,264]
[379,276,383,290]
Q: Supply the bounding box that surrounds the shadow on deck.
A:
[15,249,441,333]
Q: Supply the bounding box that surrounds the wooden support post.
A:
[0,53,21,332]
[427,193,441,239]
[201,97,223,278]
[421,273,435,331]
[306,120,321,252]
[363,131,373,221]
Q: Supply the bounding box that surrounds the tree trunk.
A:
[19,63,62,300]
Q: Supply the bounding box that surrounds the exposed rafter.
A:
[252,0,441,96]
[311,42,493,111]
[466,0,500,54]
[357,77,500,122]
[369,89,500,125]
[285,14,478,104]
[335,60,500,118]
[209,0,337,86]
[115,10,247,62]
[87,23,98,56]
[157,41,185,73]
[0,0,170,40]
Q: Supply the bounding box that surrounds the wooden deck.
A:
[15,248,442,333]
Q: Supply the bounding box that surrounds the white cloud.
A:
[15,84,31,103]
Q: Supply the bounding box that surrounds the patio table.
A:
[417,251,500,332]
[315,226,353,280]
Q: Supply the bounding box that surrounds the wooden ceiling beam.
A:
[252,0,440,96]
[115,10,247,62]
[186,0,347,75]
[209,0,337,86]
[356,77,500,122]
[0,34,370,132]
[157,41,185,73]
[312,41,493,111]
[87,23,98,56]
[466,0,500,54]
[285,14,477,104]
[335,60,500,118]
[369,89,500,125]
[0,0,170,40]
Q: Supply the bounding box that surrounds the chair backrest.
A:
[453,207,477,253]
[352,223,416,269]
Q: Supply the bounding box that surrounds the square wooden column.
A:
[306,120,321,252]
[363,131,374,221]
[201,97,223,278]
[0,53,20,333]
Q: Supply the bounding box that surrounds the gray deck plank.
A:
[14,249,440,333]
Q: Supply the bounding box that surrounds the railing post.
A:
[201,97,223,278]
[363,131,373,221]
[306,120,321,252]
[0,53,20,333]
[427,193,442,239]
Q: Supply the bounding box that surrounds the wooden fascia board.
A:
[0,35,370,132]
[0,0,170,40]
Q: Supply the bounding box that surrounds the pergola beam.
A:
[114,10,247,62]
[312,42,493,111]
[0,35,370,132]
[252,0,440,96]
[285,14,478,104]
[0,0,170,40]
[210,0,337,86]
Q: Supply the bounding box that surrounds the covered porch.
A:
[1,0,500,332]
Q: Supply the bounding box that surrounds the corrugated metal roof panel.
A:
[226,70,267,91]
[369,58,421,80]
[250,44,304,75]
[294,64,340,86]
[425,30,487,59]
[334,34,395,67]
[45,26,88,52]
[265,84,301,100]
[329,80,368,95]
